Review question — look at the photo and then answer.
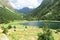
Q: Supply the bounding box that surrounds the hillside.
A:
[24,0,60,20]
[0,6,21,24]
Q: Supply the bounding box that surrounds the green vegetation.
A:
[7,25,12,29]
[0,21,60,40]
[0,6,22,24]
[1,26,8,34]
[24,0,60,21]
[1,24,17,34]
[9,33,19,40]
[0,0,60,40]
[38,25,54,40]
[2,27,8,34]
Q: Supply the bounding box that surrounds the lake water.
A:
[20,21,60,29]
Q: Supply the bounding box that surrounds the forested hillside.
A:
[0,6,22,24]
[24,0,60,20]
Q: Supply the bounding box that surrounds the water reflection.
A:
[20,21,60,29]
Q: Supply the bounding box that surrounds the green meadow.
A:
[0,21,60,40]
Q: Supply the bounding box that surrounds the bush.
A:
[1,26,8,34]
[38,24,54,40]
[13,26,16,31]
[2,28,8,34]
[7,25,12,29]
[14,26,16,29]
[38,29,54,40]
[25,26,27,28]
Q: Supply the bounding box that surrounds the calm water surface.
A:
[20,21,60,29]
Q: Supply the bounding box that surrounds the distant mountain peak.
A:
[16,7,33,13]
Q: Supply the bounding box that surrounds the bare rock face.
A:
[0,0,9,6]
[0,0,13,9]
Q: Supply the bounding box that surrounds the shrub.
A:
[38,29,54,40]
[13,26,16,31]
[7,25,12,29]
[38,24,54,40]
[1,26,8,34]
[2,28,8,34]
[25,26,27,28]
[14,26,16,29]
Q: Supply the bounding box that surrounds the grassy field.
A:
[0,20,60,40]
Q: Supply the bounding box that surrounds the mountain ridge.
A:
[24,0,60,20]
[16,7,33,13]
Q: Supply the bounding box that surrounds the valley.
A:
[0,0,60,40]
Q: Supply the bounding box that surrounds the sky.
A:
[9,0,43,10]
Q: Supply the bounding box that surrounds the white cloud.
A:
[9,0,43,9]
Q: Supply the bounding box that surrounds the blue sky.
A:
[9,0,43,9]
